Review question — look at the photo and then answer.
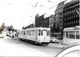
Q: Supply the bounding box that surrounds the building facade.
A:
[35,14,44,27]
[63,0,80,28]
[55,1,65,32]
[49,15,56,27]
[35,14,49,28]
[49,15,56,35]
[22,24,35,29]
[53,1,65,38]
[43,17,49,28]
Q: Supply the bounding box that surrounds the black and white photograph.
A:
[0,0,80,57]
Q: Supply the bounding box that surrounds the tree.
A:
[22,26,25,29]
[0,23,5,33]
[7,26,13,31]
[7,25,17,32]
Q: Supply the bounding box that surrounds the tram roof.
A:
[64,26,80,31]
[24,27,50,30]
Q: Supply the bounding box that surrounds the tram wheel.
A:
[19,38,24,41]
[34,41,40,45]
[42,43,49,46]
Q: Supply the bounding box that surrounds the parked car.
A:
[50,38,59,43]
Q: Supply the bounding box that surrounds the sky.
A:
[0,0,71,29]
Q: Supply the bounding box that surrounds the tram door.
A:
[43,30,50,42]
[43,31,47,36]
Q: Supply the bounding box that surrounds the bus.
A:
[18,27,50,45]
[63,26,80,48]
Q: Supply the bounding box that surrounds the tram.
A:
[63,26,80,47]
[18,27,50,45]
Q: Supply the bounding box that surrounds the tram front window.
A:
[38,30,50,36]
[43,30,50,36]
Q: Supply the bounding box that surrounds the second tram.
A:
[18,27,50,45]
[63,26,80,47]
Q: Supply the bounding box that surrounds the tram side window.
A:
[69,31,75,39]
[38,30,41,36]
[26,30,28,35]
[66,31,68,38]
[31,30,35,35]
[36,30,38,35]
[32,30,35,35]
[26,30,31,35]
[69,34,75,39]
[21,31,24,35]
[24,31,25,35]
[38,30,43,36]
[29,30,31,35]
[76,35,79,39]
[31,30,33,35]
[76,31,79,39]
[41,30,43,35]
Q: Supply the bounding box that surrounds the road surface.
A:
[0,36,63,56]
